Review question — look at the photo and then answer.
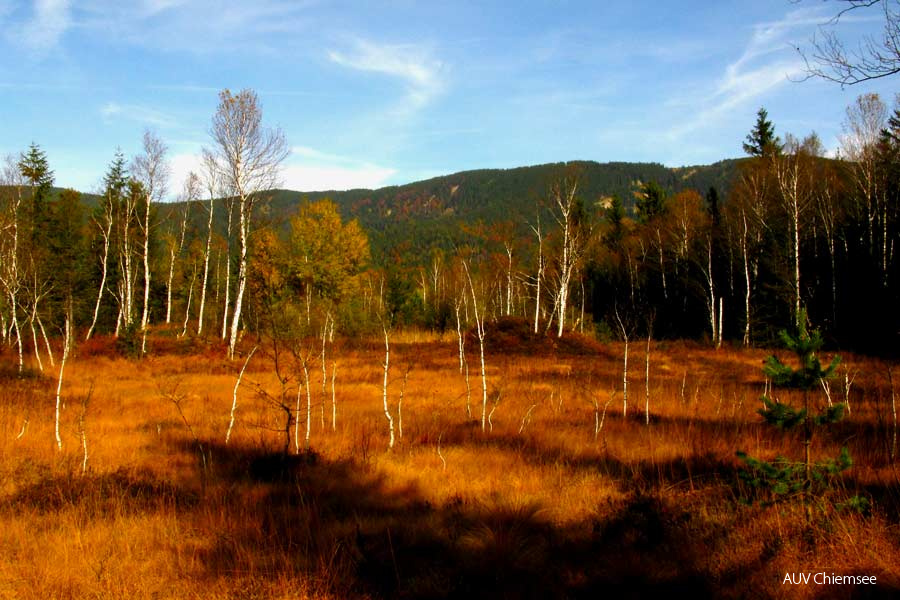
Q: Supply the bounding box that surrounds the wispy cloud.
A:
[100,102,177,128]
[19,0,71,53]
[139,0,187,18]
[328,37,445,113]
[70,1,315,55]
[666,8,819,141]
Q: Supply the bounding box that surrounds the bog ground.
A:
[0,330,898,599]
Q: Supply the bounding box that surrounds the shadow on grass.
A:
[4,434,897,599]
[168,438,729,599]
[2,467,199,516]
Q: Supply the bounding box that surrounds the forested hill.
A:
[38,158,742,267]
[260,158,743,264]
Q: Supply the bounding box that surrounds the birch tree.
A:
[198,150,219,336]
[462,260,489,431]
[0,156,24,371]
[771,133,820,327]
[206,89,288,359]
[166,175,197,324]
[841,93,889,285]
[548,172,588,337]
[85,192,113,341]
[132,130,170,354]
[530,214,545,333]
[730,158,771,346]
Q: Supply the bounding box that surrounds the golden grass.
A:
[0,331,898,599]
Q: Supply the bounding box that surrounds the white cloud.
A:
[281,163,396,191]
[328,37,445,113]
[168,151,204,200]
[166,146,396,199]
[19,0,70,53]
[284,145,396,190]
[291,145,355,164]
[100,102,177,128]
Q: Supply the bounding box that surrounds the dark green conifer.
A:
[737,309,852,509]
[742,107,782,157]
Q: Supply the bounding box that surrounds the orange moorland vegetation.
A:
[0,322,898,599]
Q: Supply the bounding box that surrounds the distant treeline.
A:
[1,95,899,358]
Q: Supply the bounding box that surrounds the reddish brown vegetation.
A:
[0,332,898,598]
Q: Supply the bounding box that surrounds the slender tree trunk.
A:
[331,361,337,432]
[382,323,395,449]
[86,211,112,341]
[792,200,801,326]
[140,195,152,355]
[197,196,214,336]
[741,208,752,346]
[228,201,249,359]
[505,243,513,316]
[644,329,651,425]
[463,262,488,431]
[455,297,465,373]
[222,200,234,341]
[54,310,72,451]
[166,246,176,324]
[226,346,257,444]
[180,263,197,337]
[36,312,53,366]
[29,318,43,372]
[302,357,312,452]
[657,228,667,299]
[9,292,22,373]
[615,308,629,418]
[532,217,544,334]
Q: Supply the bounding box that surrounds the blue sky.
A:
[0,0,896,197]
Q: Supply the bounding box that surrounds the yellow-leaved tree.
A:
[288,199,371,314]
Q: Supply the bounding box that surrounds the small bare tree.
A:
[548,172,589,337]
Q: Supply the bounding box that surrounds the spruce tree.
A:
[737,309,850,508]
[743,107,782,157]
[635,181,667,223]
[18,142,54,240]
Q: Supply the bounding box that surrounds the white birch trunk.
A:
[86,207,113,341]
[198,196,214,335]
[54,311,72,451]
[331,361,337,432]
[226,346,257,444]
[228,201,249,360]
[382,323,395,449]
[463,262,488,431]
